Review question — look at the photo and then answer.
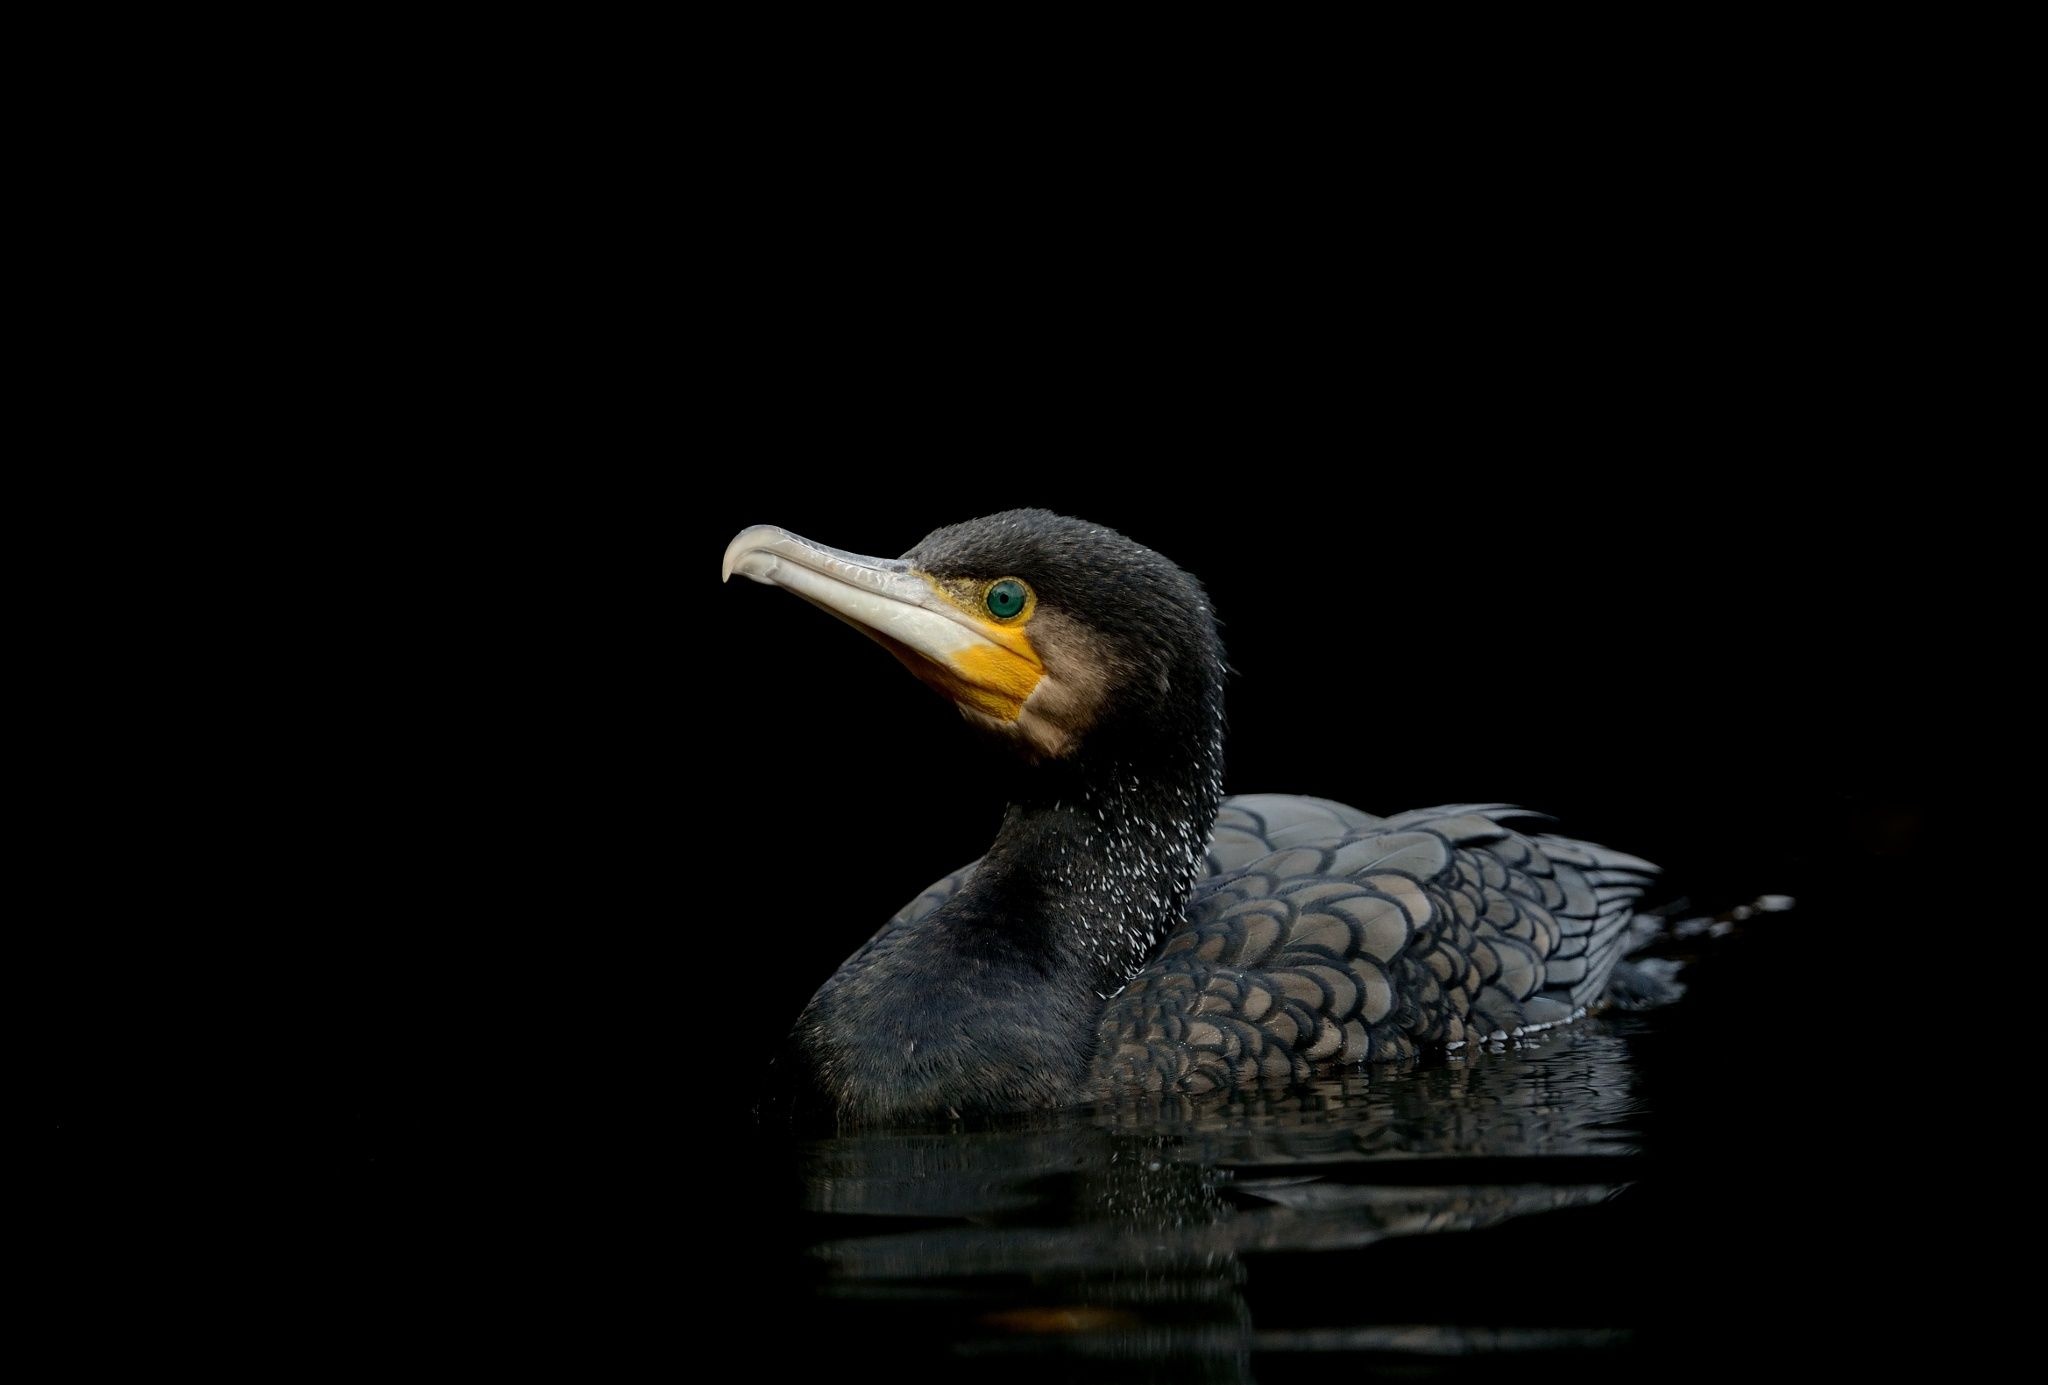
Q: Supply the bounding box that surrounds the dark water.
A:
[766,1024,1644,1381]
[41,858,1877,1381]
[44,850,1863,1377]
[738,894,1841,1384]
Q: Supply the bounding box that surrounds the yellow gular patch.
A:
[949,640,1043,719]
[917,574,1046,722]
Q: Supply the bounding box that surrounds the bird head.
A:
[722,509,1222,763]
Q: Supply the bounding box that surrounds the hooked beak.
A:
[721,525,1043,723]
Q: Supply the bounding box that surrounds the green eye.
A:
[985,579,1027,619]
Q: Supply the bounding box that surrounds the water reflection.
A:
[781,1019,1648,1380]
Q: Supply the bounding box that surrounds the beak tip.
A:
[722,525,781,585]
[721,535,781,587]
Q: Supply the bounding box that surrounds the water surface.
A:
[751,1019,1664,1381]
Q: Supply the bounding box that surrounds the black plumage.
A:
[722,510,1660,1125]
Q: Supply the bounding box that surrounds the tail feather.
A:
[1596,894,1795,1012]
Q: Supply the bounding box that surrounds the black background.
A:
[44,258,1947,1364]
[71,451,1931,1306]
[29,42,1974,1368]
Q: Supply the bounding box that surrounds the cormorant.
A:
[722,511,1660,1125]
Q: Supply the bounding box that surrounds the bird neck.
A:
[976,720,1225,998]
